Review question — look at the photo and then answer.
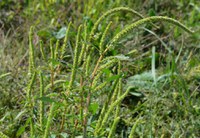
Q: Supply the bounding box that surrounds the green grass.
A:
[0,0,200,138]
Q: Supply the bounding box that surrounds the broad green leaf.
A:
[129,92,143,97]
[102,68,111,76]
[16,125,26,136]
[60,133,69,138]
[16,117,31,136]
[106,75,121,82]
[50,134,56,138]
[38,96,56,103]
[37,29,52,38]
[37,96,64,106]
[127,71,154,90]
[89,103,99,115]
[148,8,156,16]
[55,27,67,39]
[75,136,83,138]
[48,58,60,67]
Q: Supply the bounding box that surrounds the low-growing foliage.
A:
[18,6,195,138]
[0,1,200,138]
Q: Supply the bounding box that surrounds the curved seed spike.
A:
[94,81,108,91]
[98,59,118,72]
[111,16,194,45]
[89,7,144,41]
[101,56,116,62]
[103,16,194,54]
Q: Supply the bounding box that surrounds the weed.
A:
[0,1,199,137]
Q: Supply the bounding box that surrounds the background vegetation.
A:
[0,0,199,138]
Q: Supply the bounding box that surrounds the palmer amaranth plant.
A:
[24,7,193,138]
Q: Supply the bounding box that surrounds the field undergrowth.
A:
[0,0,200,138]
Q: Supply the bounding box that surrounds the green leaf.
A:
[60,133,69,138]
[37,96,64,106]
[50,134,57,138]
[106,75,121,82]
[129,91,143,97]
[127,71,154,90]
[16,125,26,136]
[148,8,156,16]
[16,117,31,136]
[37,29,52,38]
[49,58,60,66]
[75,136,83,138]
[55,27,67,39]
[89,103,99,115]
[102,68,111,76]
[38,96,56,103]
